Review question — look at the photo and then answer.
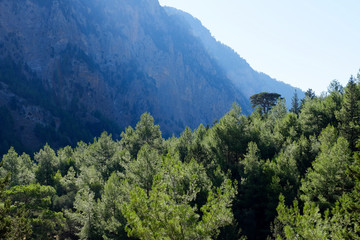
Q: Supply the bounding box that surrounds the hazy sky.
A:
[158,0,360,94]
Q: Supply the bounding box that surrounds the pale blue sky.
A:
[159,0,360,94]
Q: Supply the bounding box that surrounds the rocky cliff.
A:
[0,0,300,155]
[0,0,251,154]
[164,7,304,108]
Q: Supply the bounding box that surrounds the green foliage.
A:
[57,145,77,177]
[236,142,276,239]
[5,184,65,239]
[250,92,281,114]
[120,112,163,158]
[177,126,194,162]
[76,165,104,200]
[122,168,236,240]
[300,127,353,210]
[86,132,122,180]
[5,184,55,210]
[290,90,300,115]
[210,103,249,174]
[53,166,78,211]
[335,77,360,150]
[35,144,60,186]
[304,88,316,99]
[2,82,360,239]
[328,80,344,94]
[0,161,12,238]
[275,195,333,239]
[98,172,129,239]
[274,113,301,144]
[124,144,162,195]
[0,147,36,186]
[268,143,301,205]
[66,187,102,239]
[274,191,359,240]
[299,94,341,136]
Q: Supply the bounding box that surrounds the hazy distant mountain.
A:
[164,7,304,107]
[0,0,301,154]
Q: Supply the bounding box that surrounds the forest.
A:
[1,75,360,240]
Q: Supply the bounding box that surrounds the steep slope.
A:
[165,7,304,107]
[0,0,250,154]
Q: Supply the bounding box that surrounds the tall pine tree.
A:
[336,76,360,150]
[290,90,300,115]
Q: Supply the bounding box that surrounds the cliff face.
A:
[0,0,250,154]
[164,7,304,107]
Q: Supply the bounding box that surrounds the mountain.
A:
[164,7,304,107]
[0,0,301,155]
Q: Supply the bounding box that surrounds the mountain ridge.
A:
[0,0,301,155]
[164,6,304,107]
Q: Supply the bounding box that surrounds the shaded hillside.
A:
[0,0,250,154]
[165,7,304,107]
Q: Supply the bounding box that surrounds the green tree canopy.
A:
[5,184,64,239]
[120,113,163,158]
[35,144,59,186]
[122,173,236,240]
[335,76,360,150]
[0,147,36,187]
[250,92,281,114]
[300,126,353,210]
[290,90,300,115]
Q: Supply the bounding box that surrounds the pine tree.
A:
[124,144,162,196]
[336,76,360,150]
[250,92,281,114]
[122,168,236,240]
[300,126,353,210]
[211,103,248,173]
[5,184,64,239]
[290,90,300,115]
[120,113,163,158]
[328,79,344,94]
[35,144,59,186]
[0,147,36,186]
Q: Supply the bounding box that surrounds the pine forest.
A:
[2,76,360,239]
